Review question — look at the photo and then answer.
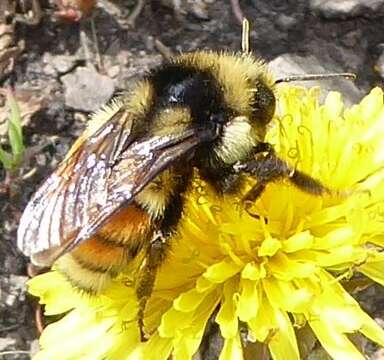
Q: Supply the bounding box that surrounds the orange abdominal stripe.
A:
[71,236,128,273]
[71,205,152,272]
[100,204,152,242]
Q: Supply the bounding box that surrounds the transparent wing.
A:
[17,108,204,266]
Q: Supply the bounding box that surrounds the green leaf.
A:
[0,145,13,170]
[7,91,24,165]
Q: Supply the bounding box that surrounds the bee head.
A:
[150,52,276,169]
[186,52,276,168]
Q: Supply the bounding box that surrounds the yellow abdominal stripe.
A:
[55,254,112,293]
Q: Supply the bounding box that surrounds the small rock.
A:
[5,293,17,307]
[105,39,121,57]
[0,337,17,351]
[188,0,210,21]
[43,53,77,75]
[61,67,115,112]
[107,65,120,78]
[269,53,364,105]
[276,14,297,31]
[340,29,362,48]
[310,0,384,19]
[9,275,28,290]
[145,36,155,52]
[2,275,28,306]
[51,55,77,74]
[43,63,56,76]
[372,348,384,360]
[307,347,332,360]
[3,256,23,276]
[35,153,47,167]
[374,317,384,328]
[74,112,88,123]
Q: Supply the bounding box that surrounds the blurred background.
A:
[0,0,383,358]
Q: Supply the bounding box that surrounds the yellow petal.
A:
[258,238,281,257]
[315,245,367,267]
[324,91,344,121]
[268,252,317,280]
[141,333,172,360]
[108,331,141,360]
[216,278,239,338]
[203,260,241,283]
[195,276,216,293]
[305,203,349,227]
[312,227,355,250]
[172,336,202,360]
[268,310,300,360]
[321,305,363,333]
[263,279,312,313]
[159,289,220,340]
[359,311,384,347]
[282,231,313,253]
[36,309,115,360]
[237,279,259,321]
[173,291,222,359]
[158,307,195,338]
[247,298,275,342]
[241,262,266,280]
[309,319,365,360]
[359,87,384,122]
[173,288,209,312]
[358,253,384,286]
[219,334,243,360]
[28,272,82,315]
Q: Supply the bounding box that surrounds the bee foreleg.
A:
[241,148,331,202]
[135,230,170,341]
[288,167,331,196]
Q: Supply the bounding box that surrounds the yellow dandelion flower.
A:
[28,86,384,360]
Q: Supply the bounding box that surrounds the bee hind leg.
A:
[135,230,169,341]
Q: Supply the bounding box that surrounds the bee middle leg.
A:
[135,230,169,341]
[242,145,331,203]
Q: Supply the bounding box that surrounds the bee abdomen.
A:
[71,235,130,273]
[55,252,115,294]
[56,205,153,293]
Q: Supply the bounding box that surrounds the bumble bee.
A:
[17,22,354,337]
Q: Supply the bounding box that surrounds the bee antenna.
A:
[242,18,250,54]
[275,72,356,84]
